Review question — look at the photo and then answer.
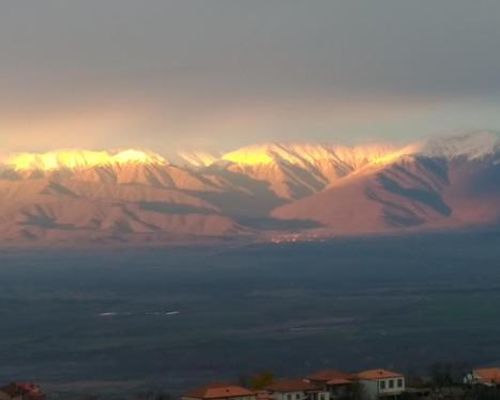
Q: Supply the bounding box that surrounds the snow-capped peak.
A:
[2,131,498,174]
[422,131,500,160]
[1,148,167,171]
[220,142,417,170]
[221,143,292,165]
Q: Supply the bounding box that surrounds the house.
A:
[305,369,355,399]
[265,379,329,400]
[306,370,355,385]
[356,369,405,399]
[182,383,256,400]
[464,367,500,387]
[0,383,45,400]
[255,390,273,400]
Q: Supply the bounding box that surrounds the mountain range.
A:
[1,131,500,246]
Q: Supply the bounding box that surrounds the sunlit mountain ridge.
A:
[1,131,500,246]
[1,149,168,172]
[3,131,499,172]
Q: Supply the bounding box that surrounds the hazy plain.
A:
[1,232,500,396]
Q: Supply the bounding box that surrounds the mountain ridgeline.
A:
[1,132,500,245]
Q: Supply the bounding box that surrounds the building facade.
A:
[265,379,329,400]
[464,368,500,387]
[305,370,355,400]
[356,370,405,399]
[182,384,256,400]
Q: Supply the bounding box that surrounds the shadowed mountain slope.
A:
[1,132,500,245]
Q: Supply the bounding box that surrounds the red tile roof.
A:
[356,369,403,380]
[255,390,273,400]
[474,368,500,385]
[325,378,353,386]
[184,384,255,399]
[306,369,354,383]
[265,379,320,393]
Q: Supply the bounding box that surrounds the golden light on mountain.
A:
[3,149,167,172]
[0,132,499,246]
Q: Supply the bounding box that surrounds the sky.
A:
[1,1,500,156]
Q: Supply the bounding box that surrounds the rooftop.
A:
[474,368,500,384]
[326,378,353,386]
[184,384,255,399]
[356,369,403,380]
[265,379,320,393]
[306,369,354,383]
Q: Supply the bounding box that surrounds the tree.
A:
[348,381,368,400]
[249,371,275,390]
[429,362,454,388]
[428,361,470,388]
[154,391,172,400]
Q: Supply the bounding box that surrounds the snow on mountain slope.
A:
[218,142,418,199]
[272,149,500,234]
[220,142,416,169]
[0,155,227,193]
[422,131,500,160]
[2,131,500,245]
[0,140,429,200]
[271,156,446,233]
[2,149,167,171]
[176,151,219,167]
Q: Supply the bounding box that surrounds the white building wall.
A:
[270,392,307,400]
[184,396,256,400]
[269,391,329,400]
[359,380,378,400]
[359,377,405,399]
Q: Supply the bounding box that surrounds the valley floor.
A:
[1,231,500,396]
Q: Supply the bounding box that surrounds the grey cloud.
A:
[1,0,500,150]
[1,1,500,103]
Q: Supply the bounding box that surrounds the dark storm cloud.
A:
[1,0,500,151]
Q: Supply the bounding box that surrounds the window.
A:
[388,380,394,389]
[296,394,300,400]
[319,394,325,400]
[397,379,403,388]
[379,381,386,390]
[287,394,292,400]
